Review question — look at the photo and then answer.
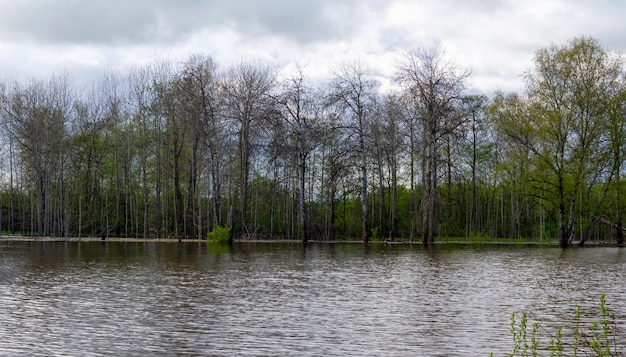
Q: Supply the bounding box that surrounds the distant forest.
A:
[0,36,624,247]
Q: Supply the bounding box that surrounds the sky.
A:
[0,0,624,94]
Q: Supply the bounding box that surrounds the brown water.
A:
[0,241,624,356]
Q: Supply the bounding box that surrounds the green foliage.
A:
[207,225,231,243]
[371,226,380,241]
[505,312,540,357]
[1,38,626,243]
[334,198,361,237]
[499,294,621,357]
[491,37,625,246]
[246,176,294,237]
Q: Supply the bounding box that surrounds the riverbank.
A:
[0,235,202,243]
[0,235,561,245]
[1,234,619,246]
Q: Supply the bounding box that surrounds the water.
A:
[0,241,625,356]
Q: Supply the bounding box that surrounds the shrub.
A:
[371,226,380,241]
[206,225,231,243]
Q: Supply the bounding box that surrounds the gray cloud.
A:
[215,0,343,43]
[0,0,174,44]
[0,0,370,46]
[0,0,624,95]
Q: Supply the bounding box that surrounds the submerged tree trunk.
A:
[422,132,437,245]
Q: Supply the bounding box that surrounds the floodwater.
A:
[0,241,624,356]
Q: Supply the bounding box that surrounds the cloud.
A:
[0,1,169,45]
[214,0,342,44]
[0,0,367,46]
[0,0,625,94]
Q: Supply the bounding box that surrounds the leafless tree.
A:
[273,64,324,243]
[222,59,276,239]
[396,46,470,244]
[180,55,223,232]
[328,60,379,243]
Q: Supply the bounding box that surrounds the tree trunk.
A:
[173,144,184,238]
[298,131,308,244]
[239,121,250,237]
[422,131,437,245]
[360,129,369,244]
[616,165,624,247]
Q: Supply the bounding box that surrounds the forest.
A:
[0,36,624,247]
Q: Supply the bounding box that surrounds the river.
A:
[0,241,624,356]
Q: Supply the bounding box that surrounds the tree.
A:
[222,60,275,239]
[127,64,157,238]
[0,73,74,237]
[396,46,470,244]
[71,83,112,238]
[328,60,379,243]
[317,112,352,240]
[606,84,626,246]
[274,64,322,243]
[371,93,405,240]
[180,55,223,231]
[460,95,491,237]
[177,55,224,239]
[397,92,422,241]
[494,36,623,247]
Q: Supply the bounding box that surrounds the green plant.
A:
[371,226,380,241]
[588,294,614,356]
[499,294,621,357]
[506,312,539,357]
[206,225,231,243]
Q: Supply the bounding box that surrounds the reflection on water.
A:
[0,241,625,356]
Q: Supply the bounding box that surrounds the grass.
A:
[0,231,25,236]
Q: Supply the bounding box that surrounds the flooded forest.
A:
[0,36,624,247]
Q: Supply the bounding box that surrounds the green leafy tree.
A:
[0,73,73,237]
[494,36,623,247]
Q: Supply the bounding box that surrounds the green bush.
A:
[494,294,621,357]
[206,225,231,243]
[371,226,380,241]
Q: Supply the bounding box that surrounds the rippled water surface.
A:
[1,241,625,356]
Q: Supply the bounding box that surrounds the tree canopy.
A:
[0,36,624,246]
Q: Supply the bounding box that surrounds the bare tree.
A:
[374,93,406,240]
[459,95,490,238]
[328,60,379,243]
[127,64,157,238]
[180,55,223,232]
[222,60,275,239]
[396,46,470,244]
[273,64,323,243]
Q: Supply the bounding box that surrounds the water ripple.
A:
[0,242,625,356]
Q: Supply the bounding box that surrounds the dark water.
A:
[0,241,625,356]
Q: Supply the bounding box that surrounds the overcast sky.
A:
[0,0,624,94]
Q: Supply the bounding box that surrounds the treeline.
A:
[0,36,624,246]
